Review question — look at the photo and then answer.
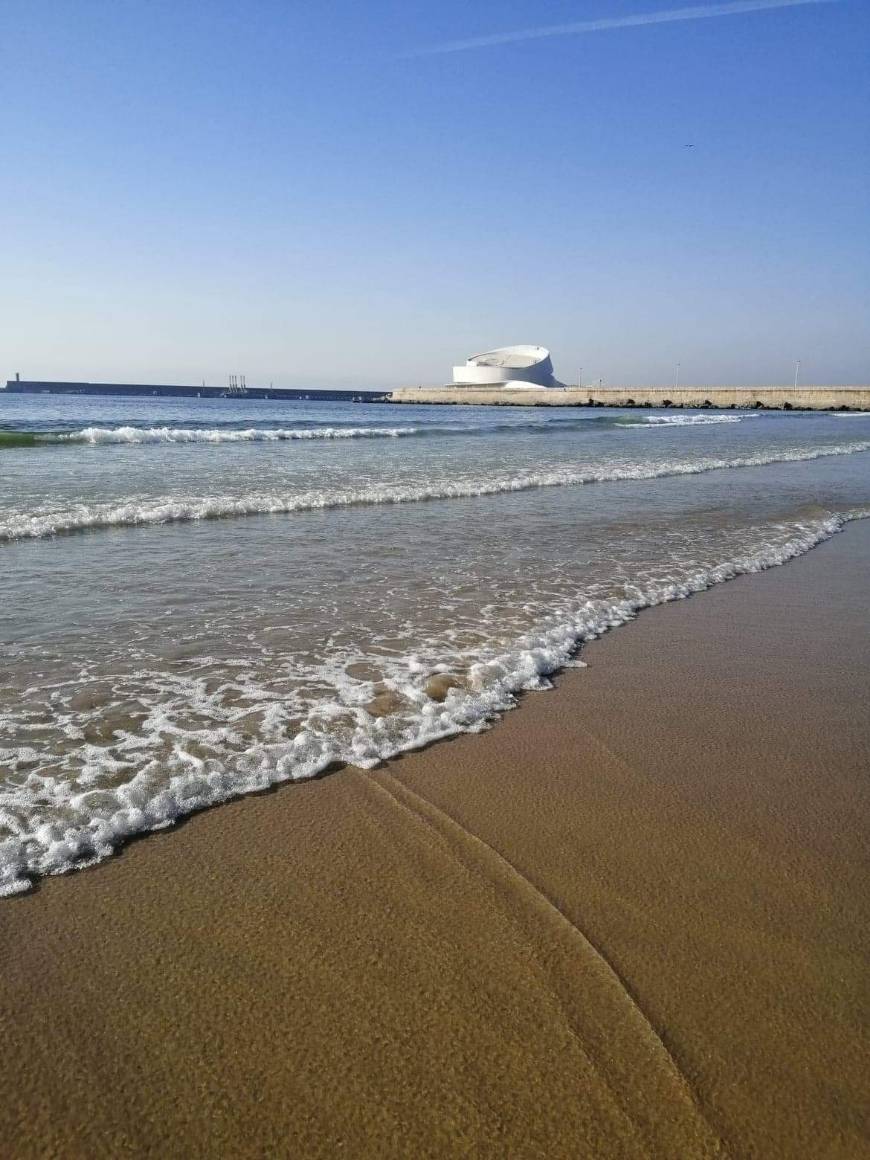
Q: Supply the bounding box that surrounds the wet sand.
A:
[1,523,868,1158]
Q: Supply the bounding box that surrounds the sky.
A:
[2,0,868,388]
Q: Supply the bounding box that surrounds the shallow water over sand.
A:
[1,393,868,893]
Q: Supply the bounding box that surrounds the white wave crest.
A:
[1,507,867,897]
[44,425,419,445]
[622,413,756,427]
[1,441,868,544]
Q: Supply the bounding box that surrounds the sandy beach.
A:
[1,521,868,1159]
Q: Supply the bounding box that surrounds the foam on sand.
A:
[1,506,867,897]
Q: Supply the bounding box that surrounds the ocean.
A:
[1,392,868,896]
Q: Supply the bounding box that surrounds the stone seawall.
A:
[389,386,870,410]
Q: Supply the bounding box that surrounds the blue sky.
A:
[2,0,868,387]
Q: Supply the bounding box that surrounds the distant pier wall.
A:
[389,386,870,410]
[3,380,387,402]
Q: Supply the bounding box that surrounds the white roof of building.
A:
[464,345,550,370]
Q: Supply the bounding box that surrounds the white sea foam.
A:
[1,440,868,543]
[43,425,419,445]
[1,507,866,897]
[622,413,756,427]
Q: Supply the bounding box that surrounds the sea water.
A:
[1,392,868,894]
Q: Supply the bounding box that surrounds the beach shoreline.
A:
[1,521,868,1158]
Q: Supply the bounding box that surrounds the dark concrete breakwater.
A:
[3,380,388,403]
[390,386,870,410]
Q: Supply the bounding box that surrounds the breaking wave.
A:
[44,424,420,445]
[0,413,760,450]
[1,440,868,543]
[1,506,866,896]
[620,414,758,427]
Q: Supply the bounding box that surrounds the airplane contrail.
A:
[404,0,838,58]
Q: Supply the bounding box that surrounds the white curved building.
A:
[452,345,558,388]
